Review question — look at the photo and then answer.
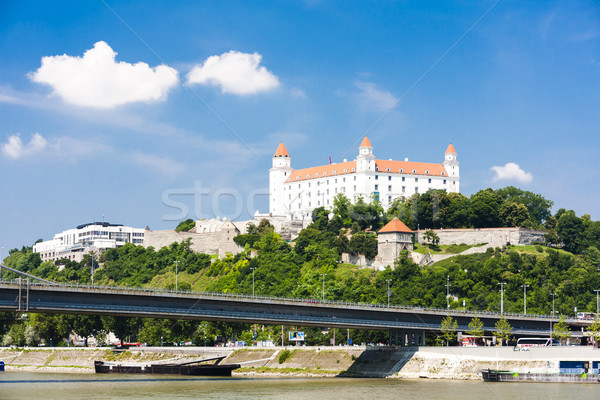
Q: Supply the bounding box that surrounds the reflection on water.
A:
[1,372,600,400]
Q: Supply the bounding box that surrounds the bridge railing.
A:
[0,279,562,321]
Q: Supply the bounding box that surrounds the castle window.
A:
[352,168,355,171]
[425,170,429,174]
[375,175,378,180]
[412,169,416,173]
[386,168,390,171]
[415,187,419,193]
[441,172,445,175]
[354,185,356,190]
[333,171,336,174]
[354,176,356,181]
[306,174,310,178]
[308,182,311,187]
[388,196,392,202]
[400,168,403,172]
[375,167,379,171]
[323,172,327,176]
[443,179,446,184]
[335,179,338,183]
[415,178,418,182]
[402,186,405,192]
[375,184,379,190]
[316,173,319,177]
[344,169,347,173]
[343,178,346,182]
[428,178,431,183]
[296,177,299,180]
[388,185,392,191]
[388,176,391,181]
[402,177,405,182]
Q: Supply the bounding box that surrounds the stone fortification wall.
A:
[415,227,546,247]
[143,230,242,258]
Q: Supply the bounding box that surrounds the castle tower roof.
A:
[379,217,413,233]
[445,143,457,154]
[274,142,290,157]
[360,136,373,148]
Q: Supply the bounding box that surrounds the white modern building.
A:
[269,137,459,220]
[33,222,145,262]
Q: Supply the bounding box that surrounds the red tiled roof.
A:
[274,142,290,157]
[286,161,357,182]
[360,136,373,147]
[285,159,448,182]
[375,160,447,177]
[445,143,456,154]
[379,217,413,233]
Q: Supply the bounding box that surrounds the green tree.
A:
[552,316,571,345]
[495,317,512,346]
[348,232,378,259]
[423,230,440,246]
[469,189,502,228]
[175,218,196,232]
[466,316,484,338]
[586,318,600,346]
[556,210,585,254]
[499,202,531,227]
[440,315,458,346]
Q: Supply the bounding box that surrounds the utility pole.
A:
[386,279,392,307]
[445,275,451,309]
[321,273,327,301]
[90,252,95,287]
[521,284,529,315]
[498,282,506,315]
[251,267,257,296]
[551,292,556,339]
[594,290,600,316]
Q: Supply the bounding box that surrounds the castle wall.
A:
[415,227,546,247]
[142,230,243,258]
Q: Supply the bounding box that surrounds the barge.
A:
[482,360,600,384]
[94,356,240,376]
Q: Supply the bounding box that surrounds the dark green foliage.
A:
[348,232,378,259]
[175,218,196,232]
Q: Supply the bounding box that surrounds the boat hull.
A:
[94,361,240,376]
[481,369,600,384]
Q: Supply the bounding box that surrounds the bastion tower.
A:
[269,142,293,216]
[443,143,460,193]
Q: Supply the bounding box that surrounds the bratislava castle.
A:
[269,137,459,219]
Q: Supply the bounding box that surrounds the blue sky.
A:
[1,0,599,258]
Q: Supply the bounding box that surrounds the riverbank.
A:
[1,346,599,379]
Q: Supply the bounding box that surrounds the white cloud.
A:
[187,51,280,95]
[130,152,186,178]
[2,133,48,159]
[30,41,179,108]
[490,162,533,183]
[355,81,398,112]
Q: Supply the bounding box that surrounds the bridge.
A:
[0,278,589,345]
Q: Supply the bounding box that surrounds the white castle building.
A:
[33,222,145,262]
[269,137,459,220]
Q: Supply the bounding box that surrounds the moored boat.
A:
[94,356,240,376]
[481,368,600,384]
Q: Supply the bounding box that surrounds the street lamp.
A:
[90,252,95,287]
[321,273,327,301]
[445,275,451,309]
[386,279,392,307]
[521,284,529,315]
[550,292,556,339]
[251,267,257,296]
[1,246,4,280]
[594,290,600,316]
[498,282,506,315]
[175,260,179,291]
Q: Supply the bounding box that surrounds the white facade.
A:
[269,138,460,219]
[33,222,145,262]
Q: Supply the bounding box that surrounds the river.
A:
[2,372,600,399]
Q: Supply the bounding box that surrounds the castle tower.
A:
[377,217,414,266]
[269,142,293,216]
[356,136,376,172]
[443,143,460,192]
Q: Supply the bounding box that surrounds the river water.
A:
[1,372,599,399]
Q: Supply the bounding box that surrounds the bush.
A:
[535,245,544,253]
[278,349,292,364]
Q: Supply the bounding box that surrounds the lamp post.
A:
[445,275,451,309]
[386,279,392,307]
[498,282,506,315]
[90,252,95,287]
[521,284,529,315]
[594,290,600,316]
[550,292,556,339]
[321,274,327,301]
[251,267,257,296]
[175,260,179,291]
[0,246,4,280]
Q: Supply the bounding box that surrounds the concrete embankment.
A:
[1,346,599,379]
